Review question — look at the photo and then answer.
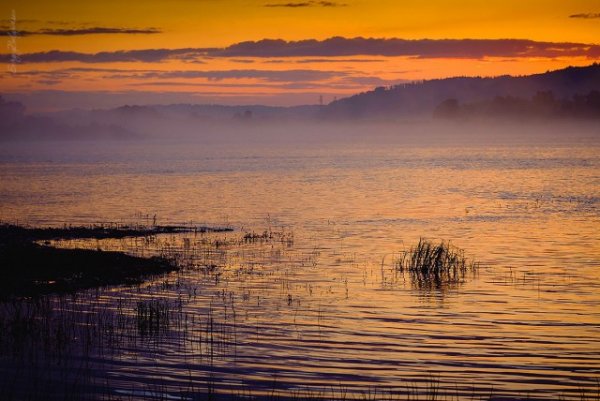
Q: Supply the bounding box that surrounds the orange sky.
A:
[1,0,599,109]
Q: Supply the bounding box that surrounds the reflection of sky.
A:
[6,133,599,399]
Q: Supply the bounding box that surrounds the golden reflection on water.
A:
[0,138,599,399]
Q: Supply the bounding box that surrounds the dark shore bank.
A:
[0,223,232,299]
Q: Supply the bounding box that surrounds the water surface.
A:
[0,124,599,400]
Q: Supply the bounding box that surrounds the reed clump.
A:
[242,229,294,246]
[397,238,478,290]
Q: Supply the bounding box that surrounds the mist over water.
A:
[1,121,599,399]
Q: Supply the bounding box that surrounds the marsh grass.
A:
[243,228,294,246]
[0,221,279,400]
[135,299,171,337]
[396,238,479,290]
[1,224,596,401]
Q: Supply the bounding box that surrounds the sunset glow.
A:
[1,2,600,401]
[1,0,599,110]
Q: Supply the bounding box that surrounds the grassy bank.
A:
[0,223,231,298]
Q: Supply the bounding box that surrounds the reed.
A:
[2,223,596,401]
[396,238,478,290]
[135,299,171,337]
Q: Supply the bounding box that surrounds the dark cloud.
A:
[111,69,348,82]
[3,37,599,64]
[265,1,346,7]
[0,48,213,63]
[127,81,342,91]
[265,2,312,7]
[13,70,73,79]
[295,58,382,63]
[14,67,148,76]
[0,26,161,36]
[213,37,600,59]
[0,29,21,36]
[12,67,350,84]
[7,67,141,83]
[13,67,390,91]
[128,80,380,91]
[128,81,279,88]
[569,13,600,19]
[319,1,346,6]
[38,27,161,35]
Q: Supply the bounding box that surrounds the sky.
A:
[1,0,599,111]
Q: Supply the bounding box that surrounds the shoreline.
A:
[0,223,231,299]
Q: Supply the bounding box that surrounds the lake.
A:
[0,122,599,400]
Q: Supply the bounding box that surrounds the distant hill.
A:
[50,104,322,126]
[50,64,600,126]
[3,64,599,141]
[322,63,600,119]
[0,95,136,141]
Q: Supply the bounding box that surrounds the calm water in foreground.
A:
[0,123,599,400]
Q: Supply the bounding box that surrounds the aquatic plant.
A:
[135,299,171,337]
[1,223,596,401]
[242,228,294,246]
[396,238,478,290]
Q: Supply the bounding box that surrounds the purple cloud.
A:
[569,13,600,19]
[2,37,599,64]
[0,26,161,36]
[213,37,600,59]
[0,48,212,63]
[295,58,383,63]
[111,69,348,82]
[265,1,346,7]
[11,67,394,91]
[11,67,354,85]
[39,27,162,35]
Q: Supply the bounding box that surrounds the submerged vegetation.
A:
[135,298,172,337]
[396,238,479,290]
[0,222,596,401]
